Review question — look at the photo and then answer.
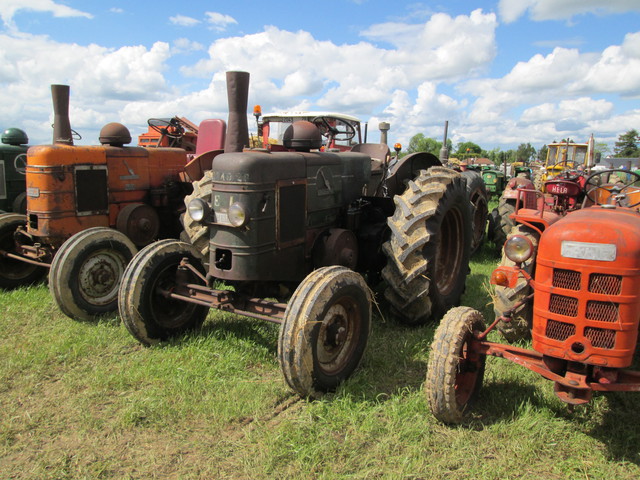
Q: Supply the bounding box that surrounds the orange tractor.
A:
[426,169,640,423]
[0,85,223,321]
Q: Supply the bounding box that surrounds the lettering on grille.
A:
[588,273,622,295]
[584,327,615,349]
[549,294,578,317]
[586,300,619,322]
[545,320,576,341]
[552,269,581,290]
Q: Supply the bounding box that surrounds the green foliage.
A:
[1,254,640,478]
[455,141,482,157]
[407,133,451,156]
[516,143,536,163]
[613,129,640,157]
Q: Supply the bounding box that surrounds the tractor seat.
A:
[351,143,391,173]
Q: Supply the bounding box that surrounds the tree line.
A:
[405,129,639,165]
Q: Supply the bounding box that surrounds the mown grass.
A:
[1,235,639,479]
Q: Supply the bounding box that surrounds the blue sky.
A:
[1,0,639,154]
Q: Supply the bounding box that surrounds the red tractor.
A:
[426,169,640,423]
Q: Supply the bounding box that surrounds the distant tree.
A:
[516,143,536,163]
[594,142,610,158]
[485,148,503,166]
[613,129,639,157]
[455,141,482,158]
[407,133,442,156]
[537,145,548,162]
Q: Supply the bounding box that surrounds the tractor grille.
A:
[585,300,619,322]
[545,320,576,341]
[588,274,622,295]
[552,269,581,290]
[549,294,578,317]
[584,327,616,349]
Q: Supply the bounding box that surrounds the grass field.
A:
[1,239,640,479]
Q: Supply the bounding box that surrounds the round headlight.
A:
[504,234,533,264]
[228,202,247,227]
[188,198,209,222]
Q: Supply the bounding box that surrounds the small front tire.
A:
[425,306,486,424]
[118,240,209,346]
[49,227,138,320]
[278,266,372,398]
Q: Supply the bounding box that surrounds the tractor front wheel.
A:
[382,167,471,325]
[278,266,371,398]
[118,240,209,345]
[49,227,137,320]
[0,213,47,289]
[425,306,486,424]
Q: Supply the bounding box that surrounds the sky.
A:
[1,0,639,154]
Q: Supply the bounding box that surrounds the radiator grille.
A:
[545,320,576,341]
[549,294,578,317]
[584,327,616,349]
[552,269,581,290]
[0,161,6,199]
[585,300,619,322]
[588,273,622,295]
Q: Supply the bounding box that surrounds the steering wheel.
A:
[584,169,640,208]
[148,118,184,139]
[312,116,356,142]
[13,153,27,175]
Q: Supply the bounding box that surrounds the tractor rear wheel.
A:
[490,197,515,249]
[118,240,209,346]
[49,227,137,320]
[0,213,47,289]
[461,170,488,254]
[382,167,471,325]
[425,306,486,424]
[278,266,371,398]
[493,225,539,342]
[181,169,213,258]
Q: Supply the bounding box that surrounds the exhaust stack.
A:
[51,84,74,146]
[224,71,250,153]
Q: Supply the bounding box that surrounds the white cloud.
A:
[0,0,92,28]
[205,12,238,32]
[170,14,200,27]
[499,0,640,23]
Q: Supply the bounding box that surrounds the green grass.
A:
[1,239,640,479]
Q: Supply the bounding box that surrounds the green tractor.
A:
[118,71,474,399]
[480,165,507,199]
[0,128,29,213]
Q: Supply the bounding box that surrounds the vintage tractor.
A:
[533,137,593,190]
[490,168,589,341]
[425,169,640,423]
[118,71,473,398]
[480,165,507,199]
[0,127,30,214]
[138,116,199,154]
[0,85,208,322]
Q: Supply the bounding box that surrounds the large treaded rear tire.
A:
[493,225,539,342]
[491,197,515,249]
[425,306,486,424]
[461,170,488,254]
[180,169,213,258]
[382,167,471,325]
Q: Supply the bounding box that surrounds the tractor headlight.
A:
[228,202,248,227]
[187,198,209,222]
[504,235,534,264]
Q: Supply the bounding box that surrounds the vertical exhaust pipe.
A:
[224,71,250,153]
[439,120,449,163]
[51,84,74,145]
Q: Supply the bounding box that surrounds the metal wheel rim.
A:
[77,249,128,306]
[316,297,361,375]
[455,334,482,408]
[150,262,201,329]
